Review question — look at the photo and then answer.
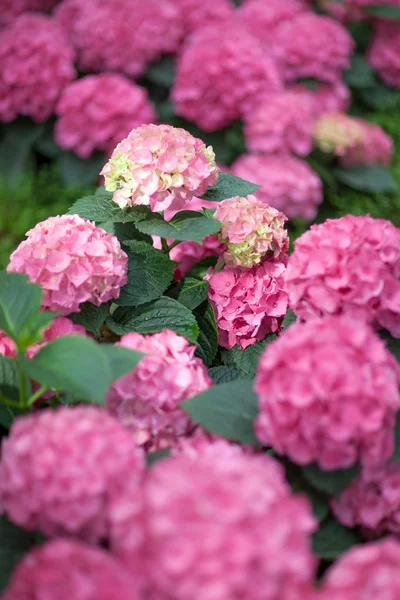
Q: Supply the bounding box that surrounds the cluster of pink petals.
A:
[319,538,400,600]
[369,22,400,89]
[270,14,354,83]
[255,316,400,470]
[107,330,212,451]
[243,92,314,156]
[2,539,139,600]
[170,234,225,280]
[55,74,156,159]
[171,22,283,132]
[0,0,58,28]
[313,112,366,155]
[0,331,17,357]
[289,81,351,117]
[142,445,317,600]
[239,0,308,44]
[232,154,323,221]
[286,215,400,337]
[332,463,400,537]
[214,195,289,268]
[7,215,128,316]
[340,119,393,167]
[0,14,75,123]
[173,0,234,36]
[321,0,400,23]
[0,407,145,545]
[173,429,260,459]
[55,0,182,78]
[206,259,288,350]
[101,124,218,212]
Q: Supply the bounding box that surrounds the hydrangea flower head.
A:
[255,316,400,470]
[214,195,289,267]
[170,234,225,280]
[101,124,218,212]
[369,22,400,89]
[239,0,308,44]
[289,81,351,117]
[7,215,128,316]
[107,330,212,451]
[340,119,393,167]
[0,0,59,28]
[174,0,234,35]
[313,113,365,155]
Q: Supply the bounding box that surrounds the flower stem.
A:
[27,386,48,407]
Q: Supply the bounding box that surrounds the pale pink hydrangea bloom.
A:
[142,446,317,600]
[286,215,400,337]
[55,74,156,159]
[239,0,309,44]
[171,22,283,132]
[170,235,225,280]
[214,195,289,268]
[255,316,400,470]
[332,463,400,537]
[231,154,323,221]
[101,124,218,212]
[2,539,140,600]
[7,215,128,316]
[319,538,400,600]
[107,330,212,451]
[0,0,59,28]
[0,331,16,357]
[174,0,234,36]
[313,113,366,155]
[0,407,145,545]
[243,92,314,156]
[206,259,288,349]
[369,22,400,89]
[288,81,351,117]
[270,13,354,82]
[55,0,182,78]
[340,120,393,167]
[0,14,75,123]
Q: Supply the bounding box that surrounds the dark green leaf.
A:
[194,301,218,366]
[393,412,400,461]
[334,166,397,193]
[99,221,153,245]
[68,194,150,224]
[297,78,321,91]
[135,211,221,242]
[0,119,45,185]
[313,516,362,559]
[0,355,19,402]
[0,273,42,342]
[69,302,110,336]
[145,56,175,87]
[284,461,329,522]
[200,172,260,201]
[182,379,260,445]
[379,329,400,362]
[283,308,297,330]
[221,337,275,377]
[0,516,36,592]
[108,297,199,343]
[208,366,244,384]
[344,54,375,88]
[0,405,17,429]
[170,278,208,310]
[146,449,171,467]
[187,256,219,279]
[58,151,106,187]
[366,5,400,18]
[302,463,360,496]
[359,82,400,109]
[116,241,175,306]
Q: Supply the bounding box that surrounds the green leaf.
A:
[108,297,199,343]
[99,221,153,245]
[145,56,175,87]
[0,405,18,429]
[21,337,143,404]
[366,5,400,18]
[116,241,175,306]
[182,379,260,445]
[393,412,400,461]
[68,194,149,224]
[0,515,37,592]
[18,312,56,348]
[58,151,106,187]
[297,78,321,91]
[313,516,362,559]
[0,119,45,185]
[135,211,221,243]
[69,302,110,337]
[359,82,400,109]
[194,301,218,366]
[146,449,171,467]
[283,461,329,522]
[334,166,397,193]
[200,172,260,201]
[169,278,208,310]
[302,463,360,497]
[208,366,244,384]
[283,308,297,330]
[0,273,42,342]
[0,354,19,402]
[221,337,275,377]
[379,329,400,362]
[344,54,375,88]
[187,256,219,280]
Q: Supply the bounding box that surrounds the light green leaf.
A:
[200,172,260,201]
[0,273,42,342]
[18,312,56,348]
[334,166,397,193]
[135,211,221,242]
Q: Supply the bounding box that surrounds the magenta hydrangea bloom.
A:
[243,91,314,156]
[142,446,317,600]
[107,330,212,451]
[0,407,145,544]
[313,113,366,155]
[322,0,400,22]
[0,0,59,28]
[171,22,283,132]
[2,539,139,600]
[174,0,234,36]
[214,195,289,267]
[55,74,156,159]
[0,14,75,123]
[319,538,400,600]
[101,124,218,212]
[285,215,400,337]
[369,22,400,88]
[255,316,400,470]
[55,0,182,78]
[231,154,323,221]
[7,215,128,316]
[289,81,351,117]
[173,429,260,459]
[206,259,288,349]
[170,235,225,280]
[340,120,393,167]
[271,13,354,82]
[239,0,308,44]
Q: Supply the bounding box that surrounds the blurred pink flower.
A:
[340,119,393,167]
[0,0,58,28]
[313,112,366,155]
[369,21,400,89]
[288,81,351,117]
[239,0,309,44]
[174,0,234,36]
[170,235,225,280]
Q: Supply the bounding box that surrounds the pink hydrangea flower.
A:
[206,259,288,349]
[174,0,234,36]
[288,81,351,117]
[0,331,16,357]
[171,22,283,132]
[107,330,212,451]
[173,429,260,458]
[2,539,140,600]
[25,317,87,359]
[270,14,354,82]
[170,235,225,280]
[313,112,366,155]
[319,538,400,600]
[7,215,128,316]
[214,195,289,267]
[0,14,75,123]
[243,91,314,156]
[101,124,218,212]
[55,74,156,159]
[340,120,393,167]
[231,154,323,221]
[285,215,400,337]
[0,407,145,545]
[0,0,59,28]
[369,22,400,88]
[321,0,400,22]
[255,316,400,470]
[55,0,182,78]
[239,0,309,44]
[142,446,317,600]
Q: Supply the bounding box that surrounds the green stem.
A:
[27,386,48,407]
[167,240,180,252]
[19,368,27,409]
[0,395,22,409]
[161,238,169,253]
